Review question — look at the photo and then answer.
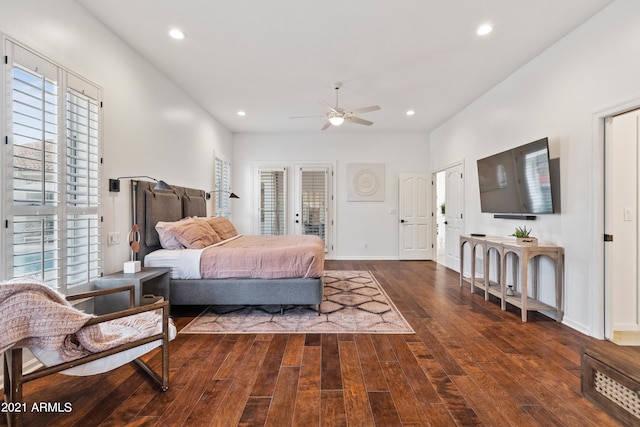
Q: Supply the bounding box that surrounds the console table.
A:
[460,234,564,322]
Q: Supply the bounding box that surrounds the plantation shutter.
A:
[215,157,232,218]
[6,41,101,292]
[300,168,328,247]
[10,46,61,287]
[65,76,101,287]
[259,168,286,235]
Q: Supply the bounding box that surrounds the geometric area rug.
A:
[180,270,414,334]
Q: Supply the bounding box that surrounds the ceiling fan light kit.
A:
[291,83,381,130]
[329,114,345,126]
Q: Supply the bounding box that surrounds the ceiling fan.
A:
[291,83,381,130]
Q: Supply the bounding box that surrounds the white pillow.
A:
[155,218,190,249]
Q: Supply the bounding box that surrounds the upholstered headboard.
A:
[132,180,207,263]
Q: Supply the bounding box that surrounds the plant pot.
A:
[516,237,538,246]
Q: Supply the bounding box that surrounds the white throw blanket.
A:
[0,279,165,361]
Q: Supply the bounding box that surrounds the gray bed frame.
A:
[131,180,324,311]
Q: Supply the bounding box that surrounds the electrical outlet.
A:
[364,242,368,249]
[107,232,121,246]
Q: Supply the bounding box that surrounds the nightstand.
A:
[94,267,171,314]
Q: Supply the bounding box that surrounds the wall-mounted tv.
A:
[477,137,555,214]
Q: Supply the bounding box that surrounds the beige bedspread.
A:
[199,235,325,279]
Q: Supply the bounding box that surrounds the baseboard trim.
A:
[560,316,591,337]
[333,256,438,261]
[334,256,400,261]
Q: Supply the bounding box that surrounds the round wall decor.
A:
[352,168,380,196]
[347,163,385,201]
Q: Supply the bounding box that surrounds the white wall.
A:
[429,0,640,337]
[233,132,429,259]
[0,0,233,275]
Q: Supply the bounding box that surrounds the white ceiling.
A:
[76,0,614,134]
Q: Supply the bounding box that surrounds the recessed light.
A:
[406,110,415,116]
[169,28,186,40]
[237,111,246,116]
[477,24,493,36]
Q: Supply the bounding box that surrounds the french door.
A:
[295,165,333,257]
[256,164,333,258]
[257,167,287,235]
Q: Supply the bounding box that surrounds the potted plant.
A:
[510,226,537,246]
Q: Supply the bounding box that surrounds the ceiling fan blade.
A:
[319,100,336,112]
[346,116,374,126]
[348,105,381,115]
[321,120,332,131]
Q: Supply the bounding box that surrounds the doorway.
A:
[255,163,335,259]
[433,161,465,270]
[435,171,446,265]
[604,107,640,344]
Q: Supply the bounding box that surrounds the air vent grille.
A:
[594,369,640,419]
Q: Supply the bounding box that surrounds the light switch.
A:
[107,232,121,246]
[624,207,633,221]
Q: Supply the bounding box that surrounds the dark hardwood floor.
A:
[2,260,623,426]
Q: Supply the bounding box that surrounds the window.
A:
[5,41,102,292]
[259,168,286,235]
[214,157,232,218]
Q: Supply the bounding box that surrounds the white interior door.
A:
[399,173,431,260]
[444,162,465,270]
[604,109,640,340]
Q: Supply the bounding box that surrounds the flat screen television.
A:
[476,137,555,214]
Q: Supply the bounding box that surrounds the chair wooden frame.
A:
[3,285,170,427]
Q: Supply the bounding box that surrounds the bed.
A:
[131,180,325,311]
